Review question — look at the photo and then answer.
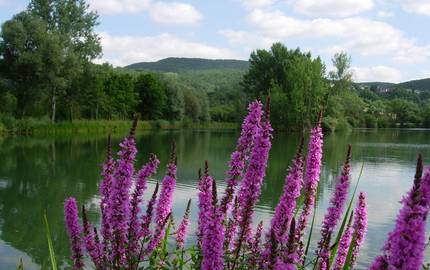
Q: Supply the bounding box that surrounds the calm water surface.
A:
[0,129,430,269]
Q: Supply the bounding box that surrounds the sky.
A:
[1,0,430,82]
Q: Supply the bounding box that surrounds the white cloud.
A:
[97,32,238,66]
[377,11,394,17]
[246,9,430,63]
[219,29,274,47]
[149,2,202,24]
[399,0,430,16]
[89,0,150,14]
[352,66,402,82]
[293,0,374,17]
[89,0,202,25]
[239,0,274,9]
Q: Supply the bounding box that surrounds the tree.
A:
[0,12,67,118]
[135,73,167,120]
[242,43,327,129]
[104,71,138,119]
[161,74,184,121]
[387,98,422,126]
[25,0,101,121]
[329,52,353,93]
[76,63,111,119]
[28,0,101,61]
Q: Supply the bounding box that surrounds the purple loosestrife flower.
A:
[235,100,273,249]
[261,139,304,266]
[295,112,323,258]
[369,155,430,270]
[197,163,214,245]
[333,213,354,270]
[248,221,263,267]
[82,206,102,268]
[106,121,138,266]
[351,192,368,267]
[100,136,115,249]
[150,146,177,252]
[202,179,225,270]
[128,154,160,256]
[224,196,239,252]
[141,182,159,240]
[146,213,172,255]
[270,138,304,242]
[220,100,263,214]
[64,197,84,269]
[317,145,352,268]
[176,199,192,249]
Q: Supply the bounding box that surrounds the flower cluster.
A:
[63,100,430,270]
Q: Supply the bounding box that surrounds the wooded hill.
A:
[125,57,250,73]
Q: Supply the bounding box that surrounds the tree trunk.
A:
[51,90,56,123]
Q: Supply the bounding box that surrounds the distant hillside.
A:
[397,78,430,91]
[125,57,250,73]
[356,82,396,89]
[357,78,430,92]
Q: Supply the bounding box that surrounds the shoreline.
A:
[0,119,239,136]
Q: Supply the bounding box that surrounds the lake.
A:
[0,129,429,269]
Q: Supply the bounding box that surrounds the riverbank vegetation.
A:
[1,0,430,134]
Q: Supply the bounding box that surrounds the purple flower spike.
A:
[351,192,368,267]
[248,221,263,267]
[106,121,138,265]
[333,213,354,270]
[270,138,305,242]
[100,136,115,249]
[201,179,225,270]
[369,155,430,270]
[128,154,160,256]
[176,199,192,249]
[261,139,304,266]
[235,100,273,249]
[224,197,239,252]
[317,145,352,267]
[141,182,159,240]
[197,163,214,245]
[295,111,323,258]
[64,197,84,269]
[221,100,263,214]
[82,205,102,268]
[151,144,177,252]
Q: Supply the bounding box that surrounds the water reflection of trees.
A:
[0,136,103,268]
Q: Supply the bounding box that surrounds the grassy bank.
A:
[0,118,238,136]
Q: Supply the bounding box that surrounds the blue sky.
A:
[1,0,430,82]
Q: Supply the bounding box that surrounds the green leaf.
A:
[43,212,58,270]
[303,194,318,267]
[342,229,358,270]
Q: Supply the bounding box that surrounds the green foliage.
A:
[387,98,422,126]
[397,78,430,92]
[135,73,167,120]
[44,212,58,270]
[243,43,327,129]
[1,3,429,132]
[125,57,249,72]
[104,71,138,119]
[329,52,353,94]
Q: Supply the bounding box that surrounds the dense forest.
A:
[1,0,430,132]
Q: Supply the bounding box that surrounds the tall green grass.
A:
[0,117,239,136]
